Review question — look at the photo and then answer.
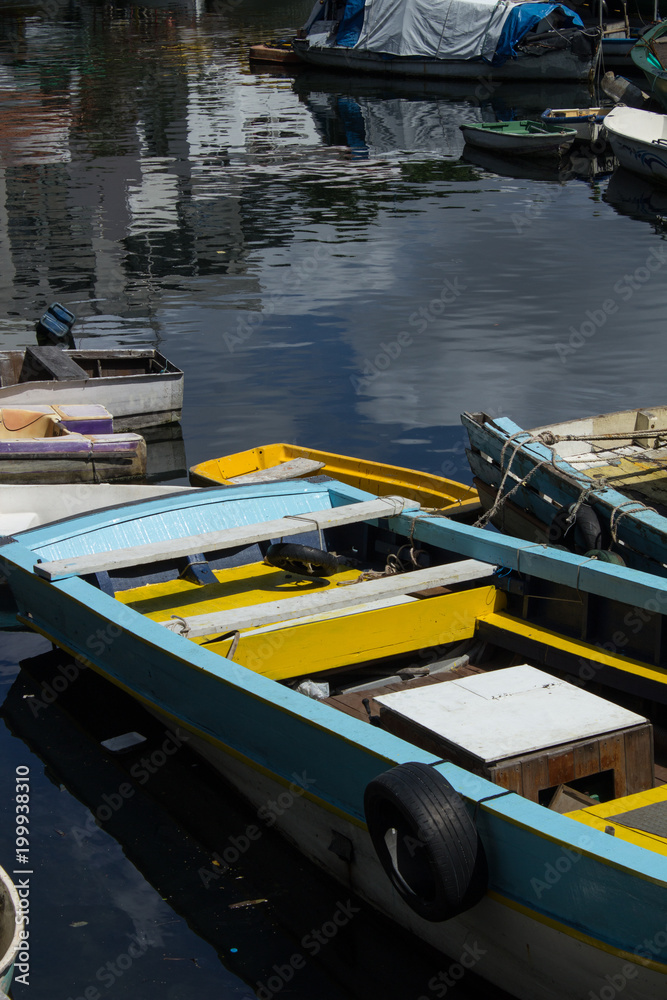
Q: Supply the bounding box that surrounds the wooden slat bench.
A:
[228,457,326,484]
[162,558,493,637]
[34,496,419,580]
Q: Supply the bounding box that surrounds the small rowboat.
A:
[189,442,480,513]
[0,346,182,430]
[540,106,612,143]
[0,866,21,997]
[603,104,667,185]
[459,119,577,155]
[0,404,146,483]
[248,42,301,64]
[463,403,667,576]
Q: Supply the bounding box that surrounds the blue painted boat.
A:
[2,480,667,999]
[463,407,667,577]
[0,866,22,997]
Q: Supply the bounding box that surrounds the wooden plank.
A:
[623,725,654,795]
[167,560,494,638]
[547,748,576,788]
[490,762,523,795]
[34,496,420,580]
[228,458,326,484]
[573,740,601,779]
[24,346,89,381]
[519,755,550,802]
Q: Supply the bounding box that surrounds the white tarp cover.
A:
[354,0,518,61]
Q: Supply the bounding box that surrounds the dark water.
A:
[0,1,666,996]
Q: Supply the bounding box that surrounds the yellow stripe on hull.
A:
[115,560,503,680]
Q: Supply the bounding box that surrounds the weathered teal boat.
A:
[2,480,667,999]
[631,19,667,109]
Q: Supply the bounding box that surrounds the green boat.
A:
[631,20,667,109]
[459,119,577,155]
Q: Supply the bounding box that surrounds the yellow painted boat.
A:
[189,443,480,513]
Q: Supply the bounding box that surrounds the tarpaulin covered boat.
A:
[293,0,600,80]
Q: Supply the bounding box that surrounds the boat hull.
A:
[292,41,596,81]
[0,349,183,430]
[604,106,667,184]
[1,483,667,999]
[0,867,22,995]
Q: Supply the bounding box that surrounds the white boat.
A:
[0,346,183,430]
[540,105,612,142]
[603,104,667,184]
[293,0,600,82]
[0,482,195,535]
[459,119,577,154]
[0,866,22,998]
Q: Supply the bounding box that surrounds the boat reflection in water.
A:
[604,164,667,229]
[1,649,500,1000]
[291,70,600,162]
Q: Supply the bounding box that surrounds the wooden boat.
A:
[293,0,600,82]
[631,19,667,110]
[540,105,612,142]
[4,481,667,998]
[248,42,301,64]
[459,119,577,154]
[602,104,667,184]
[189,442,480,513]
[0,346,183,430]
[0,866,22,997]
[463,406,667,576]
[0,404,146,483]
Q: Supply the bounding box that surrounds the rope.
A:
[609,499,657,543]
[542,427,667,443]
[473,430,557,529]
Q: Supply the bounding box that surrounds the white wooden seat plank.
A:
[34,496,418,580]
[228,457,325,484]
[163,559,493,638]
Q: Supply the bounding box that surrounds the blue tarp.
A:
[337,0,366,46]
[494,2,583,64]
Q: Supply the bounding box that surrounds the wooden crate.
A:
[376,664,653,801]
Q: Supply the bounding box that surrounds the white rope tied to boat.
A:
[164,615,190,636]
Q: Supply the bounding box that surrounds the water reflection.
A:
[2,647,503,1000]
[605,165,667,229]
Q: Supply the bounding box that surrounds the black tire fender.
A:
[364,762,487,922]
[265,542,339,577]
